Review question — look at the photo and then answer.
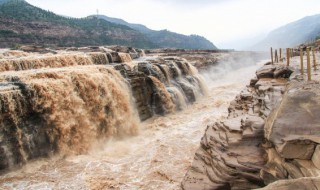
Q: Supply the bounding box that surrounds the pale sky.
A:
[26,0,320,49]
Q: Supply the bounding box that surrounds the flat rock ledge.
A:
[182,62,320,190]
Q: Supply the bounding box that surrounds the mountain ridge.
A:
[94,15,217,50]
[0,0,157,48]
[253,14,320,50]
[0,0,217,49]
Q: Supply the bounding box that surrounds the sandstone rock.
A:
[265,82,320,157]
[183,61,301,190]
[273,66,293,78]
[250,77,259,86]
[183,75,272,189]
[257,177,320,190]
[256,65,276,79]
[312,145,320,169]
[256,65,293,79]
[277,140,316,159]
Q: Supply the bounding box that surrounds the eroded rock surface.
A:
[262,80,320,185]
[183,59,320,189]
[182,63,290,189]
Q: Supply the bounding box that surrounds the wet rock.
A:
[256,65,276,79]
[256,65,293,79]
[250,77,259,86]
[114,56,207,121]
[274,66,293,78]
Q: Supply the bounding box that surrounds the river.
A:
[0,54,266,190]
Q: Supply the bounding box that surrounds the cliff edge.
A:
[183,52,320,189]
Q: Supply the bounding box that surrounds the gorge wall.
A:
[0,46,207,171]
[183,55,320,189]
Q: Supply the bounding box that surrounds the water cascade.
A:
[0,65,139,170]
[119,56,208,117]
[0,48,208,172]
[0,53,107,72]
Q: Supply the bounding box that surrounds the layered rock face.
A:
[0,46,207,171]
[115,56,207,120]
[262,79,320,187]
[183,59,320,189]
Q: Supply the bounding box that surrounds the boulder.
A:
[256,65,293,79]
[256,65,276,79]
[265,82,320,157]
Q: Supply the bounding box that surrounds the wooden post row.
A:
[300,48,304,75]
[270,47,274,64]
[279,48,282,62]
[312,48,317,71]
[307,47,311,81]
[286,48,290,66]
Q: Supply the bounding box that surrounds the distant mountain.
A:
[0,0,9,5]
[94,15,217,50]
[254,14,320,50]
[0,0,156,48]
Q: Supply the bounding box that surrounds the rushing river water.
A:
[0,55,265,190]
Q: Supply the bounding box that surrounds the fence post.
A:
[279,48,282,62]
[270,47,274,64]
[300,48,304,75]
[307,47,311,81]
[292,48,294,57]
[275,49,278,63]
[286,48,290,66]
[312,48,317,71]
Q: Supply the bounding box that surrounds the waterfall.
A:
[0,49,209,171]
[167,86,187,110]
[0,52,111,72]
[118,53,133,63]
[132,56,208,115]
[148,76,176,114]
[0,65,139,169]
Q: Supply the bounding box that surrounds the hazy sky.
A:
[26,0,320,49]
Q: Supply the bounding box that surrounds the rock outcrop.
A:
[262,80,320,186]
[183,56,320,190]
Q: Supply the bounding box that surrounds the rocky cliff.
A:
[183,53,320,189]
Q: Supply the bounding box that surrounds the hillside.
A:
[254,14,320,50]
[95,15,217,50]
[0,0,156,48]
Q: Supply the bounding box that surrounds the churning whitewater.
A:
[0,49,265,190]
